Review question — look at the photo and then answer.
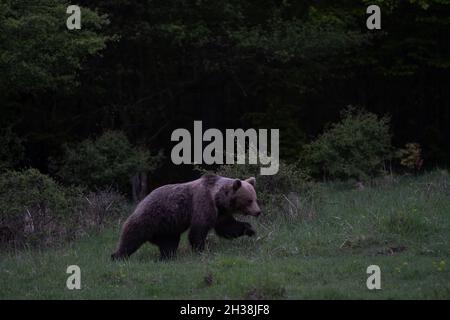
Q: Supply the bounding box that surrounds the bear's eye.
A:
[247,199,253,205]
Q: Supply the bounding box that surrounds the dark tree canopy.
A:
[1,0,449,187]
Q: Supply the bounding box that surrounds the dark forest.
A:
[2,0,449,190]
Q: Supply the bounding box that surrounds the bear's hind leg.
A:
[152,235,181,260]
[111,229,147,261]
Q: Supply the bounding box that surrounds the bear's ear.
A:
[233,179,242,192]
[245,177,256,187]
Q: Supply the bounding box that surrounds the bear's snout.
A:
[250,203,261,217]
[246,208,261,217]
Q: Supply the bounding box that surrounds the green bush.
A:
[0,169,73,246]
[55,131,162,193]
[396,142,423,171]
[304,107,392,181]
[0,168,131,247]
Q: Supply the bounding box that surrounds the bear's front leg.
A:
[188,225,210,252]
[215,215,256,239]
[189,192,217,252]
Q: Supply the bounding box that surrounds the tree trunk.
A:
[132,172,149,202]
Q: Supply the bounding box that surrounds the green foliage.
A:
[79,0,367,148]
[0,168,132,247]
[0,168,71,245]
[396,143,423,171]
[0,168,68,218]
[359,0,450,75]
[229,10,364,65]
[0,0,449,189]
[304,107,392,181]
[55,131,162,192]
[0,0,111,95]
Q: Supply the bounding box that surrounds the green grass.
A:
[1,171,450,299]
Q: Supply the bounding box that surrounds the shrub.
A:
[54,131,162,193]
[0,169,130,247]
[76,188,131,232]
[304,107,392,181]
[396,142,423,171]
[0,169,73,246]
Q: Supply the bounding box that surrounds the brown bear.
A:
[111,174,261,260]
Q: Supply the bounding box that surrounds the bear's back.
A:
[130,182,195,234]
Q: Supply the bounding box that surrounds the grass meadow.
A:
[1,171,449,299]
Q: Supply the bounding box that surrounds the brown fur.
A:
[111,174,260,260]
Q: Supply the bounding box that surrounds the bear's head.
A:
[229,177,261,217]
